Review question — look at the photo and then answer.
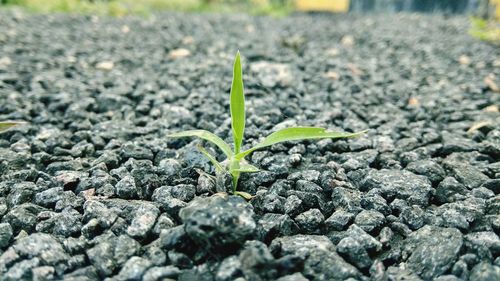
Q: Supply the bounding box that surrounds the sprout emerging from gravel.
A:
[0,121,24,133]
[169,51,365,198]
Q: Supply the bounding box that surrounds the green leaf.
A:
[236,127,367,159]
[0,121,24,133]
[232,162,259,173]
[196,145,223,172]
[168,129,233,158]
[230,51,245,154]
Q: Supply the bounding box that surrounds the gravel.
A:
[0,9,499,280]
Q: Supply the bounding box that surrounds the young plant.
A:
[0,122,24,133]
[169,51,365,198]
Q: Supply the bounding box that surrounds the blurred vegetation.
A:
[0,0,293,17]
[470,17,500,45]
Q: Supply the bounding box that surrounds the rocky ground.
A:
[0,10,499,281]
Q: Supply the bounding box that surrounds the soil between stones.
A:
[0,10,499,281]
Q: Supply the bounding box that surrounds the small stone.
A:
[469,262,500,281]
[400,205,425,230]
[115,256,152,281]
[435,177,468,204]
[31,266,55,281]
[96,61,114,70]
[337,237,372,269]
[354,210,386,233]
[406,160,446,184]
[127,204,160,239]
[115,175,138,199]
[143,266,181,281]
[362,169,432,206]
[0,222,13,248]
[325,210,354,231]
[403,226,463,280]
[294,208,324,234]
[256,213,298,243]
[180,195,256,255]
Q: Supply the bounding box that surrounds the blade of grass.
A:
[230,51,245,154]
[196,145,224,172]
[0,121,25,133]
[236,127,367,159]
[168,129,233,158]
[232,162,259,173]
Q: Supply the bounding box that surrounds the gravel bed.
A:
[0,10,499,281]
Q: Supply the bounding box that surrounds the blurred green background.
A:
[0,0,293,17]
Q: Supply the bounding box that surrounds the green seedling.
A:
[169,51,365,198]
[0,122,24,133]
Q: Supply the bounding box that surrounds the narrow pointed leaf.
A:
[168,130,233,158]
[236,127,366,159]
[230,51,245,154]
[0,121,24,133]
[234,191,254,200]
[196,145,223,172]
[233,162,260,173]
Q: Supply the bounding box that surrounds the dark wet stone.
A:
[283,195,305,217]
[216,255,243,281]
[86,234,139,278]
[360,192,391,216]
[152,213,176,236]
[2,203,46,234]
[35,208,82,237]
[121,143,154,160]
[239,240,277,280]
[115,175,138,199]
[482,179,500,194]
[270,235,334,257]
[168,250,193,269]
[400,205,425,230]
[2,258,41,281]
[469,262,500,281]
[354,210,386,233]
[288,170,320,183]
[443,161,490,189]
[465,231,500,258]
[179,195,255,255]
[331,187,362,213]
[32,265,55,281]
[197,173,216,195]
[337,236,372,269]
[433,198,486,230]
[6,182,39,207]
[403,226,463,279]
[81,201,118,238]
[406,160,446,184]
[385,266,422,281]
[0,223,13,248]
[303,248,361,281]
[158,158,182,177]
[325,210,354,231]
[34,187,64,208]
[434,177,468,204]
[114,256,152,281]
[345,224,382,252]
[275,272,308,281]
[256,213,299,243]
[253,192,286,214]
[361,169,432,206]
[294,208,324,234]
[143,266,181,281]
[12,233,69,271]
[126,204,159,239]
